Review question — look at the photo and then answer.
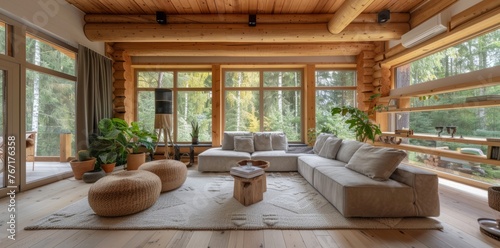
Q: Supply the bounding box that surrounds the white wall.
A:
[0,0,104,54]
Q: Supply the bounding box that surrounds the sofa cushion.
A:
[254,132,273,151]
[313,133,336,154]
[313,166,416,217]
[234,136,255,153]
[198,148,251,172]
[336,140,366,163]
[251,151,308,171]
[270,132,288,150]
[221,131,253,150]
[346,145,407,181]
[297,155,346,185]
[318,137,343,159]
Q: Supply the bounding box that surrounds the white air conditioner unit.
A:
[401,13,448,48]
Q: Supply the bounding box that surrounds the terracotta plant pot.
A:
[127,153,146,170]
[70,158,96,180]
[101,163,116,173]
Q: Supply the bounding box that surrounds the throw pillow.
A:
[221,131,252,150]
[313,133,336,154]
[271,132,288,150]
[234,136,255,153]
[345,145,407,181]
[336,140,366,163]
[318,137,343,159]
[254,132,273,151]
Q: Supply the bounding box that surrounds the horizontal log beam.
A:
[84,23,409,43]
[328,0,376,34]
[113,42,375,57]
[449,0,500,30]
[84,13,410,24]
[410,0,457,28]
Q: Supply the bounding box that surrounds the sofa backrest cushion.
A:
[336,140,366,163]
[234,136,255,153]
[254,132,273,151]
[270,132,288,150]
[222,131,253,150]
[318,137,343,159]
[313,133,336,154]
[345,145,407,181]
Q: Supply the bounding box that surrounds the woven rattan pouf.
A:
[139,159,187,192]
[88,170,161,217]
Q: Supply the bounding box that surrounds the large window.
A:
[224,70,302,141]
[315,70,357,139]
[394,29,500,185]
[0,21,6,55]
[136,70,212,143]
[25,33,76,158]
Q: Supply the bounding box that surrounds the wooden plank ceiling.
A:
[66,0,429,57]
[66,0,424,15]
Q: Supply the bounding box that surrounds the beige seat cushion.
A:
[88,170,161,217]
[139,159,188,192]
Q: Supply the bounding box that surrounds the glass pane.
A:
[397,107,500,138]
[396,28,500,87]
[176,91,212,142]
[225,71,259,87]
[225,90,260,131]
[408,85,500,108]
[137,71,173,88]
[0,22,6,55]
[315,90,357,139]
[137,91,155,133]
[25,70,75,157]
[263,90,301,141]
[178,71,212,88]
[316,70,356,87]
[263,71,302,87]
[25,34,76,76]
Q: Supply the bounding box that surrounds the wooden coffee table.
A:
[237,159,269,192]
[231,174,265,206]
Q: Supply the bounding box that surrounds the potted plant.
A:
[126,121,157,170]
[69,150,96,180]
[331,106,382,143]
[190,120,199,144]
[99,151,117,173]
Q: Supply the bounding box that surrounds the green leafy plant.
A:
[331,106,382,143]
[190,120,199,139]
[98,151,118,164]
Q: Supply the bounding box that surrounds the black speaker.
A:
[378,10,390,23]
[249,14,256,27]
[156,11,167,25]
[155,89,172,114]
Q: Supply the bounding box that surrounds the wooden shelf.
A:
[380,100,500,113]
[374,142,500,166]
[380,132,500,146]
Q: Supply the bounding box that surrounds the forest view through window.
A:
[395,29,500,185]
[136,70,212,143]
[315,70,357,140]
[0,21,6,55]
[224,70,302,142]
[25,34,76,157]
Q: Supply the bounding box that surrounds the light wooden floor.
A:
[1,166,499,248]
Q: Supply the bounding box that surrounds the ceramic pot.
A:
[70,158,96,180]
[126,153,146,170]
[101,163,116,173]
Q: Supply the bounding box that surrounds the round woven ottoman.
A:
[88,170,161,217]
[139,159,187,192]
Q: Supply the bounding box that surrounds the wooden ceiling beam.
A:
[84,23,409,42]
[84,13,410,24]
[410,0,457,28]
[112,42,376,57]
[327,0,376,34]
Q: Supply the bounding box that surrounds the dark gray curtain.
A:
[76,45,113,150]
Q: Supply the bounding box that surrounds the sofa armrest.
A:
[390,164,440,216]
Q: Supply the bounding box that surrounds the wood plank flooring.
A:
[0,166,499,248]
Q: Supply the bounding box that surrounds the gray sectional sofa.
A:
[198,132,440,218]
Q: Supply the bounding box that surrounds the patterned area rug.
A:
[25,171,442,230]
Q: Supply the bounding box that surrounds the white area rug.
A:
[25,171,442,230]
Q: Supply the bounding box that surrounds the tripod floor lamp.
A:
[154,89,174,159]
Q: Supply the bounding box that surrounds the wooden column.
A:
[305,64,316,143]
[211,64,222,147]
[111,47,134,122]
[356,50,376,112]
[59,133,72,162]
